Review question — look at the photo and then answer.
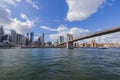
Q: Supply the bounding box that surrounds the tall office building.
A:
[11,30,16,43]
[25,33,30,45]
[1,34,11,42]
[59,36,64,43]
[38,36,42,46]
[21,35,27,45]
[30,32,34,42]
[0,25,5,41]
[41,33,45,46]
[16,34,22,44]
[26,33,29,37]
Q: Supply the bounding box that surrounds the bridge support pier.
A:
[66,42,74,49]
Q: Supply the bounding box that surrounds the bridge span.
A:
[57,26,120,49]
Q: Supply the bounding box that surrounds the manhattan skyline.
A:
[0,0,120,43]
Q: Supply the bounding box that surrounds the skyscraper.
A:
[16,34,22,44]
[30,32,34,42]
[0,25,5,41]
[38,36,41,46]
[11,30,16,43]
[59,36,64,43]
[41,33,45,46]
[25,33,30,45]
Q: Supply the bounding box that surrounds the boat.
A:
[98,47,109,49]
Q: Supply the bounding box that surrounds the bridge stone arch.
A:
[66,34,74,49]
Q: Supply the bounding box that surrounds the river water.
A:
[0,48,120,80]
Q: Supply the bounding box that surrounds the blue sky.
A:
[0,0,120,43]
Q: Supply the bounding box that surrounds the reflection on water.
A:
[0,48,120,80]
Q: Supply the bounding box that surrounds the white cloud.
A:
[0,3,36,35]
[26,0,39,10]
[1,0,21,6]
[0,6,12,24]
[40,25,89,41]
[4,13,35,34]
[78,31,120,44]
[20,13,28,20]
[41,25,120,43]
[16,0,21,2]
[1,0,39,10]
[57,25,69,33]
[2,0,16,6]
[34,36,39,41]
[66,0,105,21]
[95,32,120,43]
[40,26,57,31]
[69,27,89,39]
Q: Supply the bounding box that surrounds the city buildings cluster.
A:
[0,25,120,48]
[79,40,120,48]
[54,34,120,48]
[0,25,53,47]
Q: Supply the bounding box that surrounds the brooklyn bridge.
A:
[57,26,120,49]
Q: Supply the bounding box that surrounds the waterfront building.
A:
[25,38,29,45]
[41,33,45,46]
[25,33,29,45]
[38,36,42,46]
[16,34,22,44]
[1,34,11,42]
[46,41,52,47]
[0,25,5,42]
[11,30,16,43]
[21,36,27,45]
[80,43,88,47]
[30,32,34,43]
[26,33,29,37]
[0,34,13,47]
[74,42,79,47]
[91,40,97,48]
[59,36,64,43]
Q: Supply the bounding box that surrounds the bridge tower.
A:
[66,34,74,49]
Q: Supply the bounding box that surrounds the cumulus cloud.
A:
[4,13,35,34]
[40,25,89,41]
[1,0,21,6]
[0,6,12,24]
[93,32,120,43]
[40,26,57,31]
[78,31,120,44]
[0,1,36,35]
[20,13,28,20]
[66,0,105,21]
[26,0,39,10]
[1,0,39,10]
[41,25,120,43]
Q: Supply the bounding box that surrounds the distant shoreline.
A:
[0,47,120,49]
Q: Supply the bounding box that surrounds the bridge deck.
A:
[58,26,120,46]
